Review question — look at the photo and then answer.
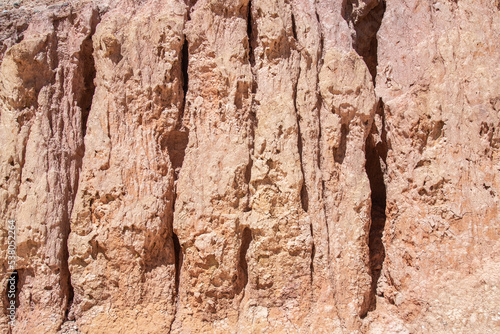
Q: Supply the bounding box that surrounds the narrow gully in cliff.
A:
[247,0,255,68]
[294,68,309,213]
[343,0,387,314]
[291,12,298,41]
[244,0,256,213]
[236,227,252,295]
[181,38,189,114]
[172,233,183,295]
[309,224,315,283]
[79,25,97,137]
[168,20,192,329]
[235,0,256,300]
[313,4,329,263]
[343,0,386,82]
[365,100,387,312]
[63,10,101,321]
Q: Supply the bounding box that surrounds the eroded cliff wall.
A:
[0,0,498,333]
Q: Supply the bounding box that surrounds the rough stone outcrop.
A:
[0,0,498,333]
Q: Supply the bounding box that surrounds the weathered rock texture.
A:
[0,0,499,333]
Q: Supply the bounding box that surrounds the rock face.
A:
[0,0,499,333]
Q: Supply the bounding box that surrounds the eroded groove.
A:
[181,37,189,112]
[314,7,324,64]
[365,100,388,312]
[309,224,315,284]
[172,233,183,295]
[79,34,96,137]
[334,123,348,164]
[291,12,297,41]
[246,0,255,67]
[343,0,386,82]
[165,131,189,181]
[169,12,192,330]
[245,0,256,213]
[296,96,308,212]
[342,2,388,313]
[235,228,252,295]
[64,10,101,322]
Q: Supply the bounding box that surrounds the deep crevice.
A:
[244,0,256,214]
[64,273,74,321]
[172,233,182,295]
[365,100,388,313]
[334,123,348,164]
[298,126,309,212]
[243,151,254,212]
[342,0,386,83]
[309,224,315,284]
[291,12,298,41]
[168,12,192,332]
[246,0,255,67]
[64,10,101,322]
[343,0,388,315]
[314,7,324,64]
[235,227,252,295]
[181,38,189,110]
[78,31,96,138]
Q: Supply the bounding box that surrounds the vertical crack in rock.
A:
[365,100,388,313]
[64,11,100,322]
[295,66,308,213]
[334,123,348,164]
[313,5,329,261]
[78,33,96,137]
[247,0,255,68]
[298,129,309,212]
[172,233,183,296]
[181,37,189,115]
[291,12,298,41]
[169,14,191,330]
[166,128,188,312]
[245,0,256,212]
[236,227,252,295]
[309,224,315,284]
[343,0,387,315]
[343,0,386,82]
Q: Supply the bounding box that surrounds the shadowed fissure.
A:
[236,228,252,295]
[172,233,183,295]
[78,31,96,137]
[247,0,255,67]
[181,37,189,110]
[244,0,256,212]
[343,0,386,81]
[235,0,256,297]
[365,100,387,312]
[168,11,192,326]
[343,0,387,314]
[171,35,190,292]
[63,10,100,322]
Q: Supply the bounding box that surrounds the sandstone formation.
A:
[0,0,498,333]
